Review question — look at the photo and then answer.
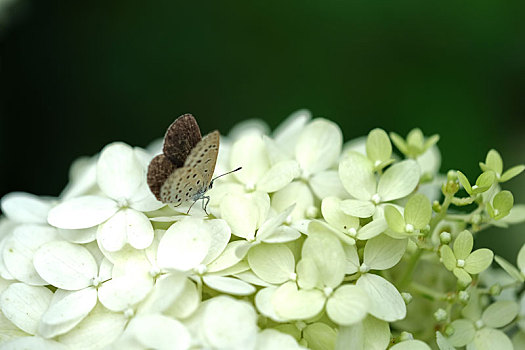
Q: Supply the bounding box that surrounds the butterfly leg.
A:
[202,195,211,215]
[186,200,198,214]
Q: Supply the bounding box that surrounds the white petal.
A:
[127,314,190,350]
[201,219,232,265]
[339,152,375,200]
[326,285,369,325]
[470,328,513,350]
[310,170,349,199]
[0,235,15,280]
[377,160,420,202]
[221,193,260,240]
[207,241,248,273]
[128,180,165,212]
[344,244,360,275]
[482,300,519,328]
[164,278,200,319]
[57,304,127,350]
[202,296,258,350]
[0,336,69,350]
[255,287,286,322]
[256,329,304,350]
[39,288,97,338]
[157,218,211,271]
[273,109,311,156]
[302,231,346,288]
[335,315,391,350]
[261,226,301,244]
[98,275,153,311]
[364,235,407,270]
[96,142,145,200]
[230,135,271,185]
[137,272,187,315]
[248,243,295,284]
[321,197,360,232]
[229,119,270,139]
[3,224,58,285]
[33,241,98,290]
[0,308,28,339]
[295,118,342,175]
[272,281,325,320]
[256,204,294,241]
[356,217,388,240]
[60,156,98,200]
[1,192,53,224]
[0,283,52,334]
[235,270,273,287]
[390,340,431,350]
[47,196,118,229]
[114,209,153,250]
[202,275,256,296]
[356,273,406,322]
[272,181,314,221]
[257,160,300,193]
[340,199,376,218]
[57,226,97,244]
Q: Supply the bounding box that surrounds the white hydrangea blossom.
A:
[1,110,524,349]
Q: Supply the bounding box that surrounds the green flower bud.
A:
[434,308,447,322]
[489,283,502,296]
[440,231,451,244]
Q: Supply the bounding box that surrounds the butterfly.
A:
[147,113,240,214]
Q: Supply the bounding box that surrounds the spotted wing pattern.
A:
[163,114,202,167]
[159,131,220,205]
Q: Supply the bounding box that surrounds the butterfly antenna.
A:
[210,167,242,184]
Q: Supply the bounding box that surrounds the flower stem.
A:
[409,281,446,301]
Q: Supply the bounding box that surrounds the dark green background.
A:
[1,1,524,257]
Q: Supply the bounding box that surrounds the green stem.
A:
[400,249,423,289]
[409,281,446,301]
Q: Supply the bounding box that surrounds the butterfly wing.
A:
[163,114,202,167]
[146,154,177,201]
[157,130,220,205]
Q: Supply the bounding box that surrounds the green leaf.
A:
[447,319,475,347]
[464,248,493,274]
[384,205,406,234]
[390,132,408,155]
[472,171,495,194]
[456,171,472,195]
[482,300,519,328]
[326,285,369,326]
[453,230,473,260]
[453,268,472,286]
[366,128,392,165]
[494,255,524,282]
[404,193,432,230]
[484,149,503,175]
[440,245,456,271]
[500,165,525,182]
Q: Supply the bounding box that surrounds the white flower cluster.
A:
[1,110,525,350]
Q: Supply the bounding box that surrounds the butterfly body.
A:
[147,114,220,211]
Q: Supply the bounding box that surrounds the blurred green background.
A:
[1,1,524,258]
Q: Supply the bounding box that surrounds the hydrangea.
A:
[1,110,524,350]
